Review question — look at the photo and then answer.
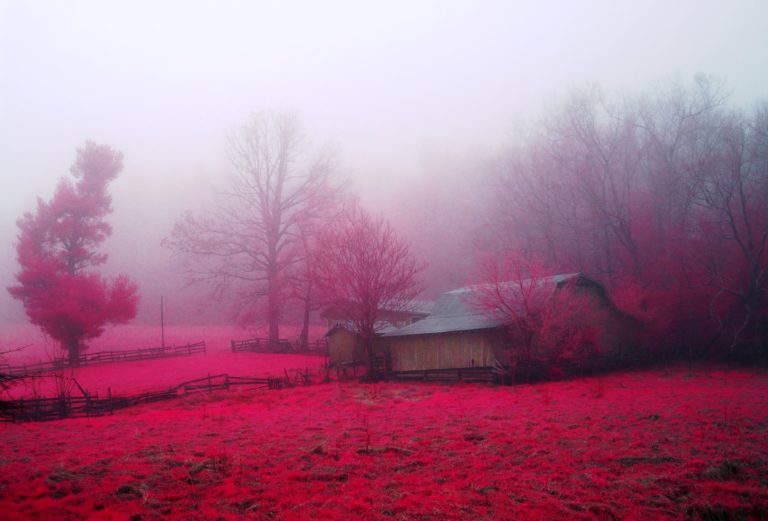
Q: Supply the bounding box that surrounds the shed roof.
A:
[383,273,583,338]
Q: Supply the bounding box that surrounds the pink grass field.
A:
[1,365,767,520]
[0,323,329,365]
[5,352,326,398]
[1,323,327,397]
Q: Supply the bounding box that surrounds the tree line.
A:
[481,76,767,360]
[7,77,767,367]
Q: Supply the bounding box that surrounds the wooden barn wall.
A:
[389,330,506,371]
[328,329,362,365]
[328,330,391,366]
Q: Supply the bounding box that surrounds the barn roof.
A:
[383,273,584,337]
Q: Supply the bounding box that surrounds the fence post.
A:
[208,373,212,392]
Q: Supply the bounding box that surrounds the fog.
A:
[1,0,767,326]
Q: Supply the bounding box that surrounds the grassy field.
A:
[0,323,329,364]
[1,361,767,520]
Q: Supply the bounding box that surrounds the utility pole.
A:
[161,296,165,348]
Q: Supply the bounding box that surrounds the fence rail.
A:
[1,341,207,377]
[231,337,328,355]
[2,371,290,423]
[389,366,496,383]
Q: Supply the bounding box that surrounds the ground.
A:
[1,361,767,520]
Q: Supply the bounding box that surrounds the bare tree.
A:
[313,204,426,377]
[473,252,553,367]
[694,106,768,353]
[473,253,606,380]
[483,77,767,358]
[284,188,341,350]
[164,112,334,343]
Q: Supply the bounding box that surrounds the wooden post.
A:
[108,387,113,415]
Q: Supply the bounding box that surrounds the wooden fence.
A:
[231,337,328,355]
[389,366,496,384]
[1,341,207,377]
[387,352,656,384]
[78,341,207,365]
[2,372,297,423]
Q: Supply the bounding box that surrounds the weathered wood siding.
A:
[328,328,363,366]
[389,330,506,371]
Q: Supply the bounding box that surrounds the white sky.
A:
[1,0,767,322]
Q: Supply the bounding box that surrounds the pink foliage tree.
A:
[8,142,139,366]
[314,204,425,377]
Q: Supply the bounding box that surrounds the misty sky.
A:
[1,0,767,323]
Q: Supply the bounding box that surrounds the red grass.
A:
[1,365,767,520]
[0,323,328,364]
[6,352,326,397]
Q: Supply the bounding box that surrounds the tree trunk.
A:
[267,265,280,344]
[299,300,310,351]
[362,331,376,380]
[268,312,279,345]
[66,338,81,367]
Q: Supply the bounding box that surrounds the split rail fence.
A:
[231,337,328,355]
[389,366,496,384]
[2,372,297,423]
[1,341,207,377]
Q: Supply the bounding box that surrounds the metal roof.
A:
[381,311,507,337]
[383,273,582,338]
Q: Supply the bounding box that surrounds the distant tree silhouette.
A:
[8,142,139,367]
[485,77,768,359]
[164,111,335,344]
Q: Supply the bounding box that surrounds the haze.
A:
[1,0,767,325]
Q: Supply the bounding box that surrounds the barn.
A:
[381,288,508,373]
[325,322,396,369]
[383,273,641,377]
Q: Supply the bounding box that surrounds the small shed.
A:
[325,324,362,366]
[322,301,434,368]
[324,322,398,368]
